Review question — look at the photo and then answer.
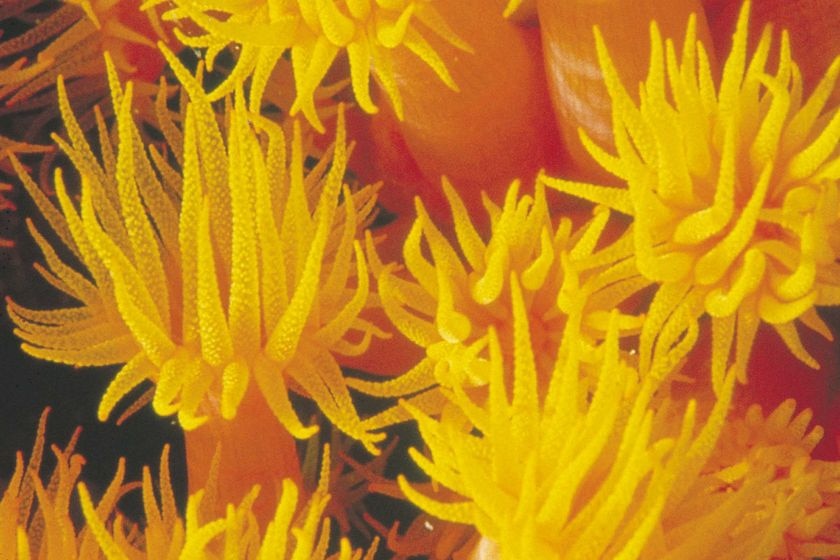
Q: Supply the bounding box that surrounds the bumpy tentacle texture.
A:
[7,55,387,452]
[78,445,380,559]
[352,178,644,429]
[398,289,737,559]
[143,0,470,131]
[542,1,840,392]
[399,285,840,559]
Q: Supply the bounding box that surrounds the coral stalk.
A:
[372,0,563,225]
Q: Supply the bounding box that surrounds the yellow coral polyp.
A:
[543,1,840,388]
[7,55,386,452]
[143,0,470,130]
[78,445,380,559]
[1,415,378,558]
[398,279,840,558]
[398,279,741,559]
[350,178,643,428]
[0,408,128,559]
[654,399,840,559]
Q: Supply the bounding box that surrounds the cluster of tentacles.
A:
[1,1,839,559]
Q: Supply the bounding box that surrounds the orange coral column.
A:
[374,0,563,226]
[184,382,302,526]
[537,0,713,180]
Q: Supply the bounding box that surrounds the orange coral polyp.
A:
[657,398,840,559]
[372,0,564,227]
[0,0,163,107]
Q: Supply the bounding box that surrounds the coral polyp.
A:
[1,1,839,558]
[543,2,840,390]
[7,56,388,452]
[351,178,642,428]
[145,0,470,130]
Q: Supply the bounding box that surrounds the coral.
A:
[7,54,387,451]
[79,444,380,559]
[146,0,470,130]
[1,1,839,558]
[543,1,840,390]
[0,0,165,137]
[398,284,737,558]
[351,178,642,428]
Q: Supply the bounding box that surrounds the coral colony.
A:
[1,0,840,558]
